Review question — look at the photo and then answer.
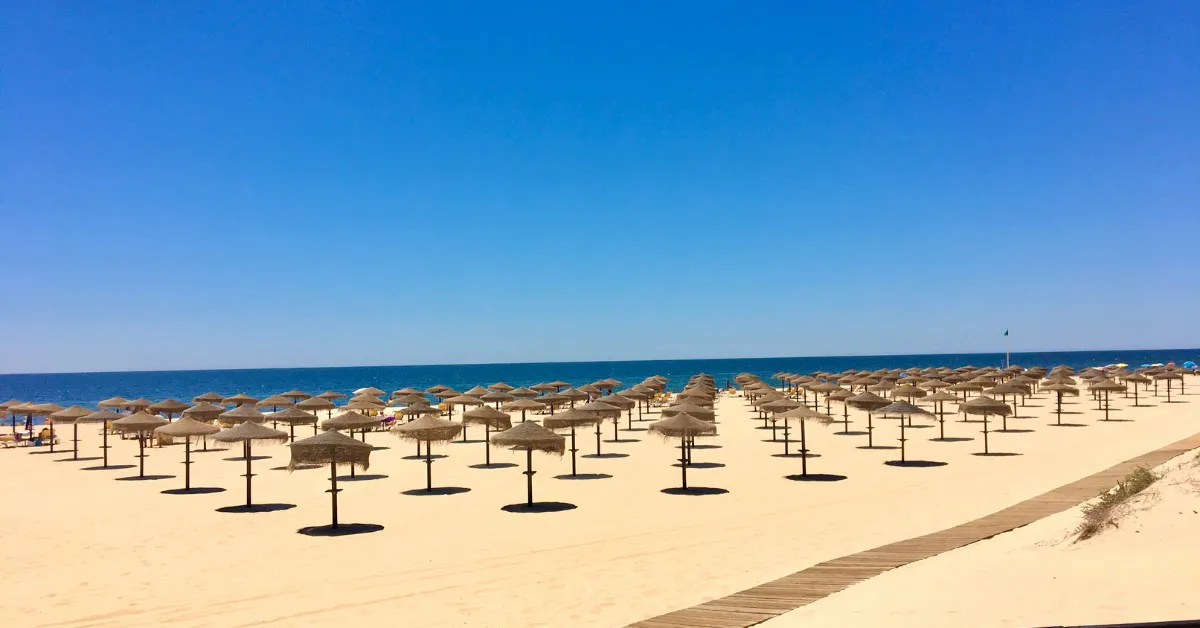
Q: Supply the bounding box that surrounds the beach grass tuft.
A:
[1075,466,1159,541]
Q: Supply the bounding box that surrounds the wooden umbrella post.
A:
[524,448,535,505]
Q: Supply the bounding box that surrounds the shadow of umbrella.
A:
[213,421,288,509]
[288,429,374,533]
[490,406,569,510]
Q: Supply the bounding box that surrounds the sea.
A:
[1,349,1196,414]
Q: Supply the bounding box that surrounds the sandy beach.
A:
[1,383,1197,627]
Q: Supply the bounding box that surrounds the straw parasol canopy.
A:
[425,385,451,394]
[649,413,718,491]
[490,421,566,509]
[317,391,348,400]
[354,387,385,397]
[219,405,266,426]
[223,393,258,407]
[122,398,152,412]
[923,390,961,438]
[480,391,515,407]
[502,398,547,423]
[155,417,221,491]
[182,401,225,421]
[959,396,1012,455]
[392,415,465,492]
[256,395,295,411]
[510,386,539,399]
[150,399,191,418]
[111,411,169,478]
[295,396,337,424]
[49,405,93,460]
[390,393,429,406]
[269,406,319,441]
[97,396,129,409]
[287,429,372,530]
[1120,373,1151,406]
[193,392,224,403]
[281,390,312,402]
[322,411,383,447]
[489,382,516,392]
[398,404,443,417]
[464,385,491,398]
[463,405,513,465]
[577,400,623,455]
[78,409,123,466]
[393,387,425,397]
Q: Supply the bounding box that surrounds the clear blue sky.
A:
[1,2,1197,374]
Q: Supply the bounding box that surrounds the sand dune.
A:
[760,444,1200,628]
[1,387,1196,627]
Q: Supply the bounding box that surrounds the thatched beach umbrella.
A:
[1043,383,1080,425]
[182,402,225,449]
[97,396,129,410]
[502,398,547,423]
[212,421,289,508]
[578,400,621,456]
[827,388,854,433]
[846,391,890,447]
[1121,373,1151,406]
[193,392,224,403]
[985,383,1025,421]
[463,385,491,398]
[1154,371,1183,401]
[873,401,933,463]
[295,396,337,433]
[1089,378,1127,421]
[149,399,190,421]
[222,393,258,407]
[959,396,1012,454]
[510,386,539,399]
[490,421,566,508]
[648,413,717,491]
[78,409,122,466]
[317,391,347,401]
[354,386,385,397]
[597,393,637,430]
[288,429,371,529]
[489,382,515,392]
[774,406,834,475]
[219,404,266,425]
[480,390,514,409]
[923,390,961,439]
[392,415,464,492]
[542,408,603,477]
[761,398,802,441]
[443,394,483,441]
[111,411,169,478]
[48,406,92,460]
[462,405,512,465]
[1,399,22,434]
[616,388,650,422]
[154,417,220,491]
[281,390,312,403]
[256,394,295,416]
[270,406,318,442]
[322,410,382,442]
[558,387,590,408]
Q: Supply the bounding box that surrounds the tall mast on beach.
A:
[1004,329,1010,368]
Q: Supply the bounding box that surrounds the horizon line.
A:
[2,345,1197,378]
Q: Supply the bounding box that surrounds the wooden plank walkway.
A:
[628,431,1200,628]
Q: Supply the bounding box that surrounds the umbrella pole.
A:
[289,424,295,443]
[102,426,110,467]
[49,422,55,453]
[245,441,254,506]
[72,423,79,460]
[867,412,874,447]
[782,419,790,455]
[184,438,192,490]
[485,423,491,465]
[613,417,619,441]
[525,448,534,505]
[1104,391,1110,420]
[594,422,602,456]
[770,418,778,441]
[800,419,808,475]
[627,408,632,430]
[899,416,906,463]
[842,405,849,433]
[425,443,433,491]
[329,462,339,529]
[982,414,990,454]
[1134,386,1139,407]
[569,427,578,475]
[522,409,527,423]
[679,436,688,490]
[1056,393,1063,425]
[137,435,146,478]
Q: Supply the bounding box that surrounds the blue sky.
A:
[1,1,1197,374]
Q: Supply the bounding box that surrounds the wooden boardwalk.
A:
[628,431,1200,628]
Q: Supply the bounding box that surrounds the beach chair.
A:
[33,428,57,447]
[0,433,15,448]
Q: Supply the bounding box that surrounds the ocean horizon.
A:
[2,348,1197,411]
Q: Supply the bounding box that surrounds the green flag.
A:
[1004,329,1009,336]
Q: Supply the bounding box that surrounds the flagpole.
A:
[1005,331,1010,369]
